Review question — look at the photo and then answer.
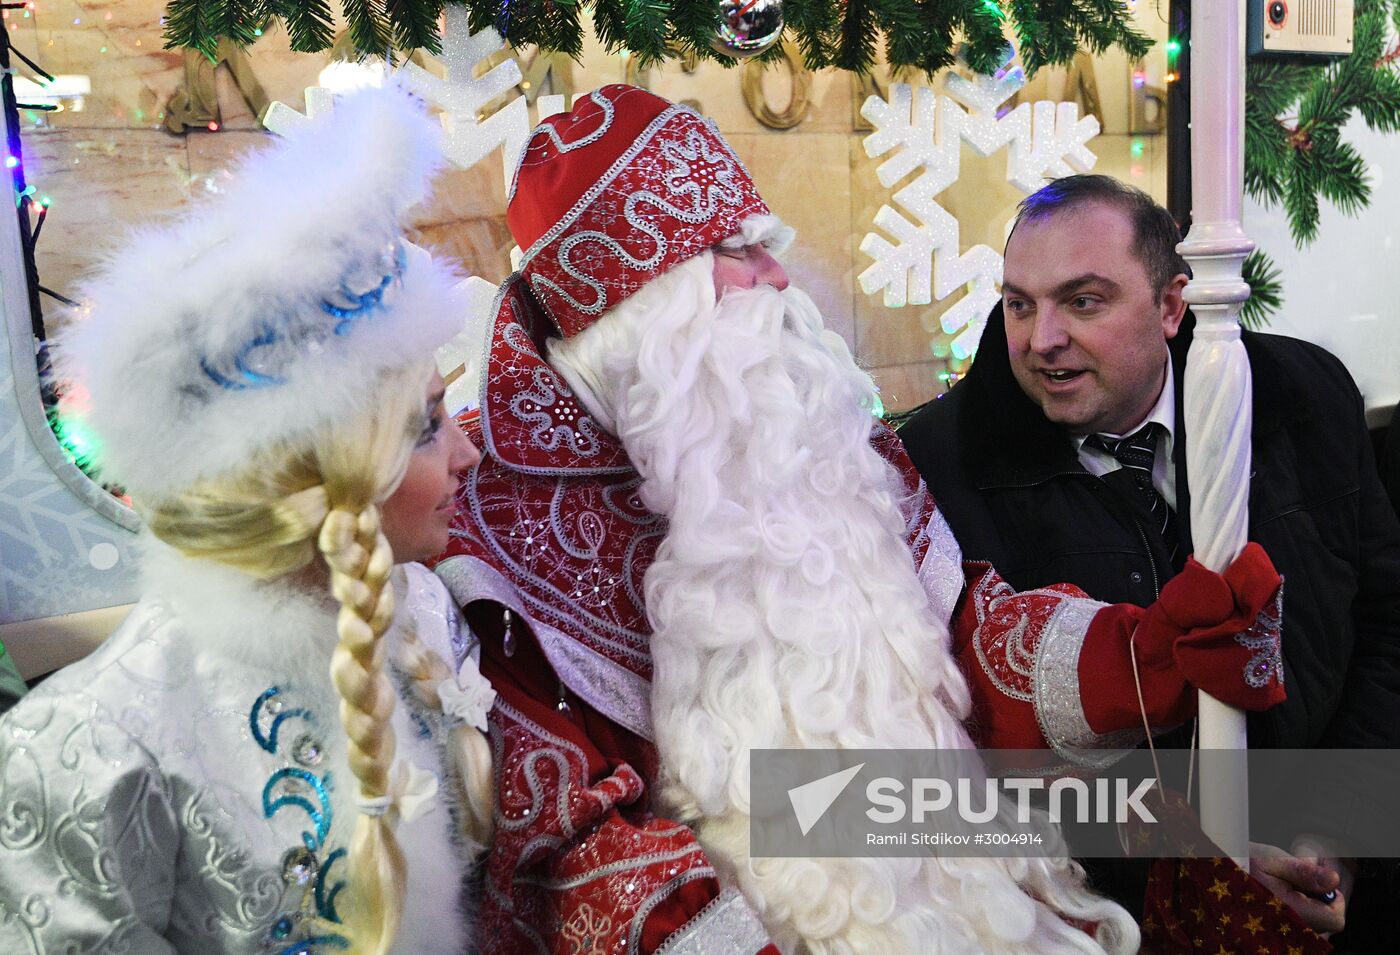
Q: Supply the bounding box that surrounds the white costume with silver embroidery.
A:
[0,550,478,955]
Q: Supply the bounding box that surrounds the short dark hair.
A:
[1009,175,1190,301]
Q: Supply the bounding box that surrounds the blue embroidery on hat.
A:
[202,240,407,391]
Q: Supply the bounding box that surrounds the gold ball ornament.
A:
[711,0,785,59]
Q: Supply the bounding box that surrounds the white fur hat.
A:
[56,85,468,504]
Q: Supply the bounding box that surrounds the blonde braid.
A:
[320,503,405,955]
[393,628,495,850]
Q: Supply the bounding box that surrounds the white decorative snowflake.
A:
[398,7,529,184]
[859,66,1100,358]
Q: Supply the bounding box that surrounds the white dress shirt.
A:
[1072,354,1178,510]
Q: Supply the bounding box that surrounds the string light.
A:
[3,156,16,169]
[1165,71,1178,83]
[53,412,100,470]
[207,121,220,131]
[1131,138,1145,157]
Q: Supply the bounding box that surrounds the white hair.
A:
[549,255,1137,955]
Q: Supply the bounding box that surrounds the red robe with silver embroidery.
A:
[433,279,1286,953]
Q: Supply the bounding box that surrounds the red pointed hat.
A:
[507,84,788,337]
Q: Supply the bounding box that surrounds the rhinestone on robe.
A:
[292,734,324,767]
[281,846,318,886]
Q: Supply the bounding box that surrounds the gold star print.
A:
[1258,947,1273,955]
[1218,913,1232,929]
[1215,945,1230,955]
[1243,914,1263,935]
[1289,947,1304,955]
[1278,922,1291,936]
[1142,916,1158,933]
[1242,891,1255,903]
[1268,896,1285,912]
[1193,905,1207,922]
[1208,878,1231,901]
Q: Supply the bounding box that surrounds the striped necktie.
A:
[1086,423,1179,562]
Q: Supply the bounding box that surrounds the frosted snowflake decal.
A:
[859,66,1100,358]
[398,8,529,184]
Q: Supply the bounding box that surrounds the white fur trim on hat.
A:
[55,85,469,503]
[736,213,796,255]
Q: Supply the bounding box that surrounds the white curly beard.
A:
[549,254,1138,955]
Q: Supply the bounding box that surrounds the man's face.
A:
[1001,202,1187,436]
[711,243,788,299]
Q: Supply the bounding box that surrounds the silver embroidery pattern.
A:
[510,366,605,459]
[0,570,476,955]
[455,465,657,667]
[534,622,654,741]
[530,124,747,321]
[518,103,694,271]
[1033,598,1143,770]
[649,887,767,955]
[485,698,714,953]
[523,89,615,159]
[966,569,1037,703]
[478,290,633,476]
[434,554,655,741]
[917,507,964,626]
[1238,579,1285,689]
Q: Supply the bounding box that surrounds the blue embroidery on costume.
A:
[321,243,407,334]
[263,768,333,848]
[251,687,314,754]
[315,848,347,922]
[252,685,350,954]
[276,936,352,954]
[201,241,407,391]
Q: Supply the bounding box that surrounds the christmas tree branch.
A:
[161,0,1152,76]
[1244,0,1400,246]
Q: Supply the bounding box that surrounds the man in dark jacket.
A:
[899,175,1400,944]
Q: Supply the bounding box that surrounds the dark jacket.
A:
[900,307,1400,754]
[899,308,1400,938]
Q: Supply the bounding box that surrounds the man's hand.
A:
[1249,840,1349,937]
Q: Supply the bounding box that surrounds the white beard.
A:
[549,255,1137,955]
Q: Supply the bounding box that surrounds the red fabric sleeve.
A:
[470,604,771,954]
[952,544,1285,753]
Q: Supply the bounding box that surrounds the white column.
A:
[1177,0,1253,865]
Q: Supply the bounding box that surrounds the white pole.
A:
[1177,0,1253,866]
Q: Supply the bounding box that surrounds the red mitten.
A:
[1081,594,1195,734]
[1162,542,1286,710]
[1081,543,1285,736]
